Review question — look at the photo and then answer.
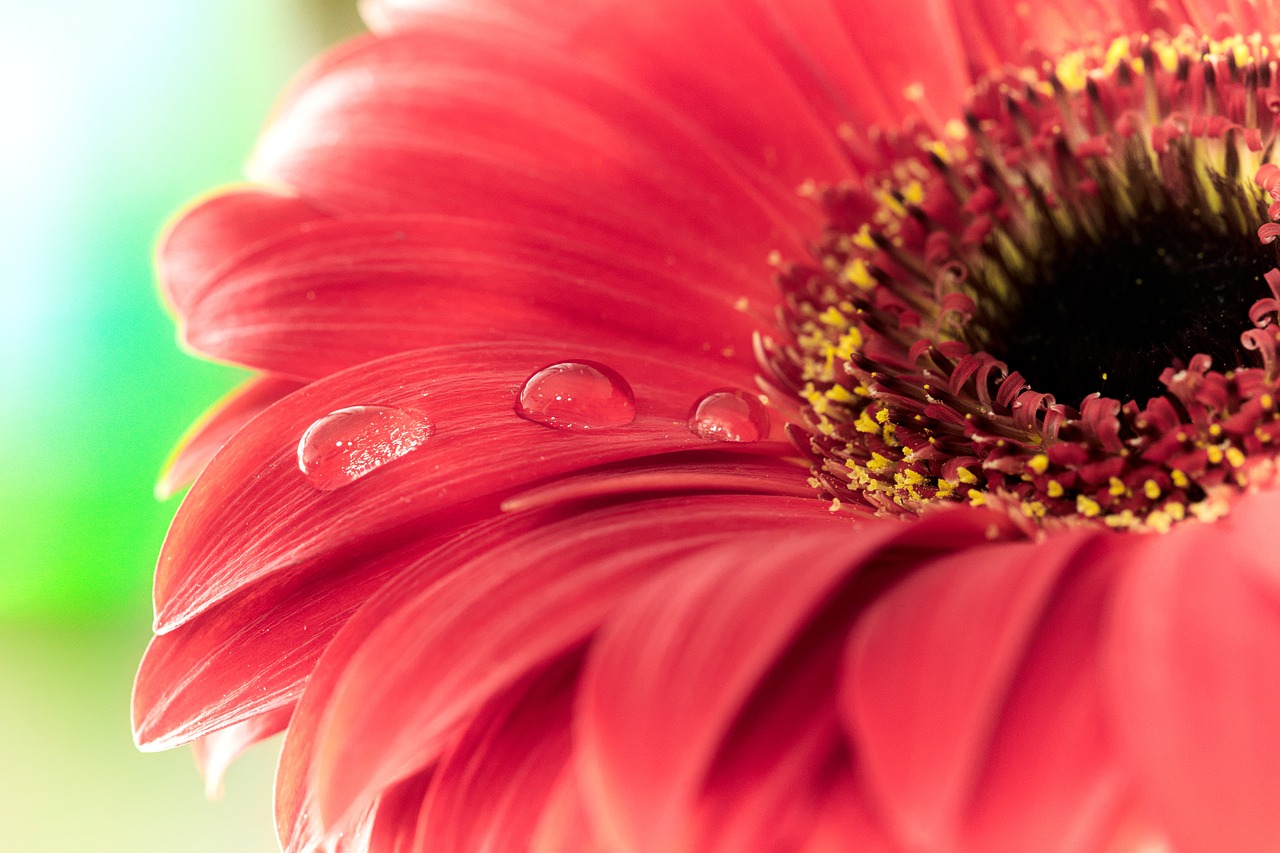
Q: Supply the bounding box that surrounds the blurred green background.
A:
[0,1,362,849]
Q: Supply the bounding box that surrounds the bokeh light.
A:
[0,1,361,848]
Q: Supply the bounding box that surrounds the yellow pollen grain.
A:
[854,410,880,434]
[1206,445,1225,465]
[1022,501,1047,519]
[1233,42,1252,68]
[826,384,856,404]
[897,469,925,487]
[1166,502,1186,521]
[1208,424,1222,437]
[819,306,847,327]
[853,225,876,250]
[1028,453,1050,475]
[1047,480,1065,498]
[867,453,894,473]
[968,489,986,507]
[1077,495,1102,517]
[875,407,891,424]
[1146,510,1173,534]
[1104,36,1131,70]
[902,181,925,206]
[844,258,875,290]
[957,466,978,484]
[1154,43,1180,73]
[1056,51,1089,92]
[876,189,907,217]
[1105,510,1137,529]
[1171,469,1190,489]
[944,118,967,140]
[1226,447,1246,468]
[925,140,951,164]
[1263,394,1274,410]
[1108,476,1127,497]
[1143,479,1162,500]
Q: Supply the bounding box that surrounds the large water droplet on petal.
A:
[688,389,770,442]
[516,361,636,430]
[297,405,432,491]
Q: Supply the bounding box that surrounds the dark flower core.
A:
[773,31,1280,531]
[977,162,1274,406]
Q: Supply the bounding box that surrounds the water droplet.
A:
[516,361,636,430]
[297,406,432,491]
[688,389,770,442]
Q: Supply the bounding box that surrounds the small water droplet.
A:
[688,389,770,442]
[297,405,432,491]
[516,361,636,430]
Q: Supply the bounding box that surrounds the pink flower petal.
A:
[409,657,579,853]
[176,216,765,382]
[843,531,1101,849]
[800,771,895,853]
[365,769,434,853]
[1105,492,1280,853]
[156,375,305,499]
[158,187,329,318]
[249,28,824,270]
[309,495,832,833]
[958,536,1134,852]
[134,531,452,751]
[531,766,609,853]
[575,508,1011,853]
[191,706,292,799]
[500,451,811,512]
[155,343,782,632]
[356,0,856,189]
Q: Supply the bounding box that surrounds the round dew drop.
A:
[516,361,636,430]
[297,405,433,491]
[688,389,770,442]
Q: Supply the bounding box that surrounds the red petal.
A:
[177,216,764,382]
[957,536,1133,852]
[366,769,434,853]
[1105,492,1280,853]
[843,531,1099,849]
[531,766,609,853]
[308,495,830,832]
[409,657,579,853]
[574,508,1008,853]
[500,451,812,512]
[249,28,826,268]
[190,706,292,799]
[135,532,450,751]
[155,343,772,631]
[158,187,329,318]
[156,375,305,500]
[801,771,895,853]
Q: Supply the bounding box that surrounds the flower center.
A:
[972,149,1273,406]
[776,30,1280,531]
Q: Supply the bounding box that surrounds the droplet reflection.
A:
[688,389,770,442]
[297,405,432,491]
[516,361,636,430]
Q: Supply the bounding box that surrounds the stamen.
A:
[775,29,1280,530]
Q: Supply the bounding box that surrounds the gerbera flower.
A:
[134,1,1280,850]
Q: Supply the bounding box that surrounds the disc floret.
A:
[775,29,1280,530]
